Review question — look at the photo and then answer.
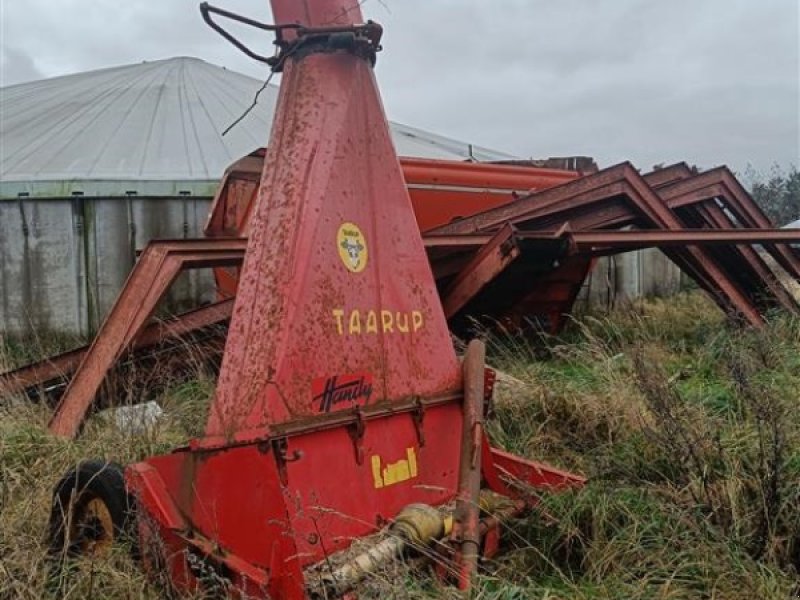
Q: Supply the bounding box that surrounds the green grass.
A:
[479,293,800,599]
[2,291,800,598]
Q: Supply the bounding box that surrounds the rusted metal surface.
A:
[108,3,587,598]
[427,228,800,251]
[512,255,596,333]
[684,203,798,313]
[657,166,800,281]
[649,169,800,314]
[552,228,800,249]
[0,299,234,399]
[48,239,245,437]
[453,340,486,589]
[428,163,800,329]
[643,162,695,188]
[206,48,460,440]
[441,226,520,318]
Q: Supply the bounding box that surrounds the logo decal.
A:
[337,222,368,273]
[372,448,419,489]
[331,308,424,336]
[313,373,374,413]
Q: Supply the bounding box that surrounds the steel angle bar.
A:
[0,299,235,399]
[658,167,800,281]
[546,228,800,249]
[48,239,245,438]
[440,226,521,318]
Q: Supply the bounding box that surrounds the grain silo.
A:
[0,57,513,336]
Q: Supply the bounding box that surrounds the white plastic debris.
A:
[100,401,164,434]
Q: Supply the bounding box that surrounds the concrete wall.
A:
[0,196,214,336]
[0,196,684,336]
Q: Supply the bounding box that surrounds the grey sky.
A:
[1,0,798,176]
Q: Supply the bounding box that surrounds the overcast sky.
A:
[1,0,798,176]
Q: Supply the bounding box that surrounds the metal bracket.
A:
[411,397,426,448]
[483,368,496,419]
[347,407,366,465]
[271,437,302,486]
[199,2,383,71]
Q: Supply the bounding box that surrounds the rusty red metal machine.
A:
[40,1,589,598]
[3,1,800,596]
[204,151,800,333]
[5,161,800,414]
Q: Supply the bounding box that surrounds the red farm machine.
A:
[40,1,589,598]
[4,0,800,598]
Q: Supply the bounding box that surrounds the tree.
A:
[748,165,800,226]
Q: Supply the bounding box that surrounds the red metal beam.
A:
[686,202,799,313]
[429,163,635,236]
[441,226,520,318]
[48,239,246,438]
[644,163,694,188]
[429,165,771,327]
[658,167,800,281]
[646,169,799,314]
[555,228,800,249]
[0,299,235,398]
[424,228,800,251]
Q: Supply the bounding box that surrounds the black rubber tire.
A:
[48,460,132,557]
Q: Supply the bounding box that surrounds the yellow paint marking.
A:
[337,222,368,273]
[332,309,425,336]
[371,447,419,489]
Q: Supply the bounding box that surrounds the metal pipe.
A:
[453,339,486,590]
[314,503,449,597]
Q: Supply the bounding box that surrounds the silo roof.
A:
[0,57,514,197]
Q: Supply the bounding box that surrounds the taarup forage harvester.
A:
[46,0,584,597]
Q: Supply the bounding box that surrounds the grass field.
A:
[2,291,800,599]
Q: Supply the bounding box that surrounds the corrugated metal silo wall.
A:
[574,248,684,313]
[0,195,215,337]
[0,196,684,337]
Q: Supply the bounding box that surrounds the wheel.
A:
[48,460,132,558]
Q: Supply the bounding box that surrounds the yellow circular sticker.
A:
[337,222,368,273]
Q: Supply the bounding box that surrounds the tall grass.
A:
[479,292,800,599]
[2,291,799,598]
[0,335,216,599]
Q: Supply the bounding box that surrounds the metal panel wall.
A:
[575,249,683,313]
[0,196,214,336]
[0,198,84,334]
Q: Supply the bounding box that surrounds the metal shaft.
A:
[453,339,486,589]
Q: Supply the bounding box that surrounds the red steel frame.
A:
[48,239,245,438]
[31,228,800,439]
[0,300,234,399]
[430,163,800,329]
[204,150,800,334]
[426,228,800,251]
